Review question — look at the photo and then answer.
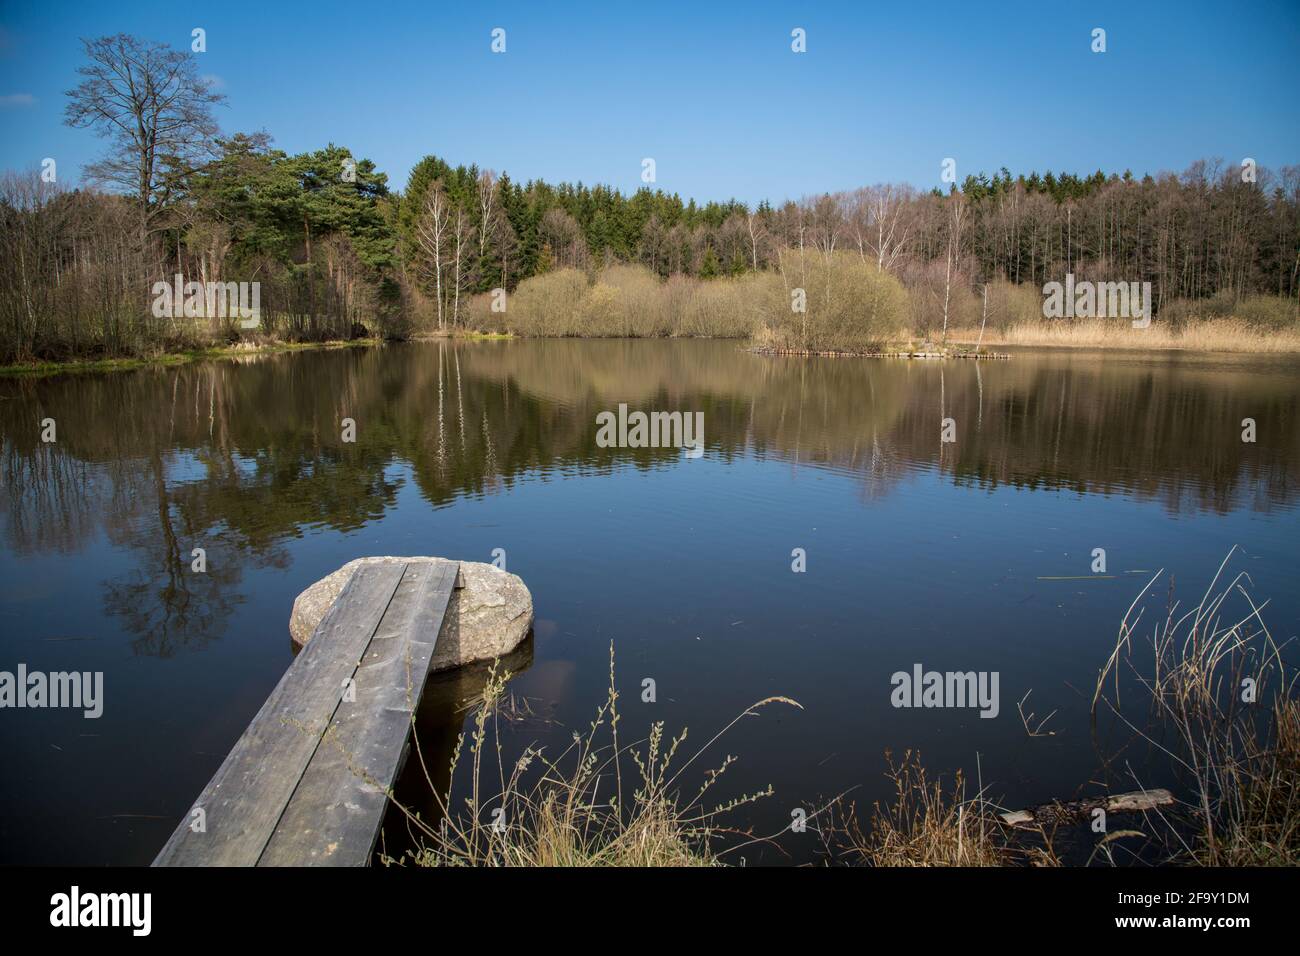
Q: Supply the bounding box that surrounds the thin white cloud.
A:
[0,93,36,108]
[201,74,226,91]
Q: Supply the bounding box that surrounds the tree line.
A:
[1,33,1297,363]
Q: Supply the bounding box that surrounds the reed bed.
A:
[1093,547,1299,865]
[952,317,1300,353]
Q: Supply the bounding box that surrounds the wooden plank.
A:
[153,561,407,866]
[257,560,459,866]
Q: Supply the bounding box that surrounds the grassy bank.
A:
[0,336,380,377]
[380,553,1297,867]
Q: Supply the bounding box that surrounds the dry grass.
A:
[826,750,1019,866]
[1093,547,1300,865]
[948,317,1300,353]
[382,644,800,867]
[1210,697,1300,864]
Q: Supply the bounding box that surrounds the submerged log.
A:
[999,788,1175,827]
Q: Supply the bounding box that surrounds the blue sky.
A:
[1,0,1297,204]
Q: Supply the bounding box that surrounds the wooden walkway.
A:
[154,559,462,867]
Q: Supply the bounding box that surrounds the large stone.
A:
[289,557,533,672]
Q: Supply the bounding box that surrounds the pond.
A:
[1,339,1297,865]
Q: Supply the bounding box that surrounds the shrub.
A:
[1236,294,1298,331]
[502,268,588,336]
[896,258,979,338]
[759,251,909,351]
[597,264,672,336]
[481,264,763,339]
[1159,290,1237,329]
[678,272,772,338]
[983,279,1042,331]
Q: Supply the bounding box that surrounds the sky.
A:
[1,0,1297,205]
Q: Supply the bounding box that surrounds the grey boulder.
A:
[289,556,533,672]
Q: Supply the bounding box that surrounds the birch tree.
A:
[415,180,451,328]
[745,210,769,270]
[941,193,968,343]
[866,184,914,272]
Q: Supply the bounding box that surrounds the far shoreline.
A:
[4,320,1299,378]
[0,337,379,377]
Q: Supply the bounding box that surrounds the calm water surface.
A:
[1,339,1297,864]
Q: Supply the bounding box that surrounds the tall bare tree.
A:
[476,169,498,262]
[745,210,769,270]
[865,184,914,272]
[640,214,667,275]
[941,193,968,343]
[415,180,451,328]
[64,34,225,237]
[451,206,477,327]
[540,208,586,269]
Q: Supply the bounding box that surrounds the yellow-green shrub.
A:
[758,252,909,351]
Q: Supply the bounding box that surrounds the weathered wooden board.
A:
[258,559,458,865]
[153,559,460,866]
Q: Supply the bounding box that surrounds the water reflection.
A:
[5,343,1296,531]
[1,342,1296,657]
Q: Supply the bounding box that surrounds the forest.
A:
[1,33,1298,363]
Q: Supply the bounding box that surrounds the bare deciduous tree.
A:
[415,180,452,328]
[941,193,968,343]
[64,34,225,236]
[540,208,586,270]
[745,210,769,270]
[451,206,477,327]
[865,184,915,272]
